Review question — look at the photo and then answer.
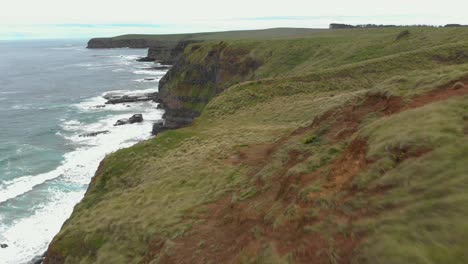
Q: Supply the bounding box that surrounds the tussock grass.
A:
[49,27,468,263]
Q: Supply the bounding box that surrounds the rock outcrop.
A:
[79,131,110,137]
[104,92,159,104]
[152,41,261,135]
[150,120,167,135]
[136,57,155,62]
[114,114,143,126]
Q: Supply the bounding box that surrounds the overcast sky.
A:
[1,0,468,39]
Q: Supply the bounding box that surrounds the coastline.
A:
[29,91,167,264]
[0,41,169,264]
[33,42,182,264]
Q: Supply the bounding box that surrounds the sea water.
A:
[0,39,167,263]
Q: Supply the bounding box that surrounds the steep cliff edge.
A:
[46,27,468,264]
[154,41,261,134]
[147,40,202,64]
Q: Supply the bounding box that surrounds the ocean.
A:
[0,39,166,263]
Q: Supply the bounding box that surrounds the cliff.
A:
[153,40,261,134]
[87,37,176,49]
[46,27,468,264]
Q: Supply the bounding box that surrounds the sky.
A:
[1,0,468,40]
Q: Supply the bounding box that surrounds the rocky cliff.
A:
[148,40,202,64]
[153,41,261,134]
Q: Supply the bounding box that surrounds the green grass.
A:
[49,27,468,263]
[110,28,328,41]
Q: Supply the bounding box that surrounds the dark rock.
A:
[151,65,172,70]
[144,78,156,81]
[156,41,260,131]
[136,57,155,62]
[129,114,143,123]
[95,105,106,108]
[114,114,143,126]
[103,92,124,100]
[146,40,202,64]
[1,244,7,248]
[79,131,109,137]
[151,120,168,135]
[114,119,127,126]
[31,258,44,264]
[30,253,45,264]
[104,93,159,104]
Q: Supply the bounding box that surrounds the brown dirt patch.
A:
[407,81,468,109]
[324,138,370,193]
[227,143,274,166]
[321,94,402,142]
[142,80,468,264]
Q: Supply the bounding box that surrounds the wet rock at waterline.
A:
[79,131,110,137]
[104,92,159,104]
[151,120,168,135]
[114,114,143,126]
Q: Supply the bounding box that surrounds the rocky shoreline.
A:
[43,36,262,264]
[86,37,202,137]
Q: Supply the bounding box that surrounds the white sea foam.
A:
[0,46,166,264]
[0,93,164,263]
[0,190,84,264]
[0,107,162,203]
[133,77,161,83]
[11,104,32,110]
[75,88,159,112]
[132,70,167,76]
[60,120,83,131]
[72,63,96,67]
[49,46,83,51]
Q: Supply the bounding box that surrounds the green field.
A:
[47,27,468,264]
[110,28,328,41]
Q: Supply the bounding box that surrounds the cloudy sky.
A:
[1,0,468,39]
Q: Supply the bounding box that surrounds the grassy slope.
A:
[48,27,468,264]
[111,28,328,41]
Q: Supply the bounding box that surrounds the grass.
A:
[49,27,468,263]
[109,28,329,41]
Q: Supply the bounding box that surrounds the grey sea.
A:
[0,39,166,263]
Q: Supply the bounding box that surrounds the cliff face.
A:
[153,41,261,134]
[147,40,202,64]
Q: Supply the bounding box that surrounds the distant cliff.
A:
[87,37,175,49]
[88,36,262,134]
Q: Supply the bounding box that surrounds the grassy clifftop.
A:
[86,28,327,50]
[47,27,468,264]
